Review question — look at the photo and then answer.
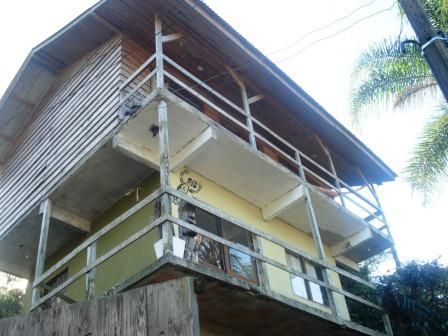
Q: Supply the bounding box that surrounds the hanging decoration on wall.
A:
[173,170,202,205]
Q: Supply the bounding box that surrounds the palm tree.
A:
[351,0,448,198]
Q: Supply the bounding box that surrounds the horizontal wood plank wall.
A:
[0,36,123,237]
[120,37,153,101]
[0,277,199,336]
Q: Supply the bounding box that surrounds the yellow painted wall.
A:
[170,169,350,319]
[24,173,161,311]
[24,168,349,320]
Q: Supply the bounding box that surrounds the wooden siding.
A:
[0,277,199,336]
[0,36,123,238]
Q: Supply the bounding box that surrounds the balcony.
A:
[31,188,392,336]
[115,50,394,265]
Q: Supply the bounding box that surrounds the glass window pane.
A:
[193,209,223,269]
[228,248,256,280]
[220,220,251,247]
[305,261,325,305]
[291,276,308,298]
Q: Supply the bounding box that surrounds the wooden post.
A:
[226,66,257,149]
[155,14,164,89]
[252,234,270,291]
[32,199,52,307]
[158,99,173,254]
[369,182,401,269]
[295,152,340,317]
[377,293,394,336]
[356,167,401,268]
[241,85,257,149]
[86,241,96,300]
[315,136,345,207]
[399,0,448,103]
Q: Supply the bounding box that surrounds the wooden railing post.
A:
[158,99,173,254]
[155,14,164,89]
[252,233,270,291]
[86,241,96,300]
[295,152,340,318]
[377,293,394,336]
[32,199,52,307]
[226,66,257,149]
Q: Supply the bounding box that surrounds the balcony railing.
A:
[118,51,392,238]
[31,188,393,335]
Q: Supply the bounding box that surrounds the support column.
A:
[86,241,96,300]
[155,14,164,89]
[252,234,270,291]
[315,136,345,207]
[226,66,257,149]
[295,153,340,317]
[369,182,401,268]
[32,199,52,306]
[158,99,173,254]
[241,85,257,149]
[357,168,401,268]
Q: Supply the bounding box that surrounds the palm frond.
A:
[420,0,448,31]
[393,80,439,109]
[405,106,448,197]
[350,38,433,124]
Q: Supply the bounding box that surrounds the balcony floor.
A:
[114,254,385,336]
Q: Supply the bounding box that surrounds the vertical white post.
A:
[295,152,340,317]
[241,85,257,149]
[158,99,173,254]
[86,241,96,300]
[252,234,270,291]
[369,182,401,268]
[32,199,52,306]
[155,14,164,89]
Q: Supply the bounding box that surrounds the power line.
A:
[148,1,400,112]
[275,1,398,63]
[269,0,378,55]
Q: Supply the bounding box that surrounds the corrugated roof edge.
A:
[191,0,396,181]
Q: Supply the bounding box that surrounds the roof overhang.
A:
[0,0,396,184]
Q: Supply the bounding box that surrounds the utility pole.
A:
[399,0,448,103]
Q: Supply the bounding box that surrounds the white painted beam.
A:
[330,228,373,257]
[50,205,91,233]
[162,33,184,43]
[248,94,264,105]
[112,134,159,170]
[262,185,305,221]
[171,127,217,172]
[335,256,360,272]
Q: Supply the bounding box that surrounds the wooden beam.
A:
[247,94,264,105]
[10,92,36,110]
[32,199,52,306]
[50,205,91,233]
[162,33,184,43]
[171,127,216,172]
[112,134,159,170]
[262,185,305,221]
[335,256,360,272]
[91,12,121,33]
[330,228,373,258]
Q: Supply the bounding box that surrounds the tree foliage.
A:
[341,259,448,335]
[351,0,448,198]
[0,287,24,319]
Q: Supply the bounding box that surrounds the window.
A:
[179,206,258,284]
[286,253,328,305]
